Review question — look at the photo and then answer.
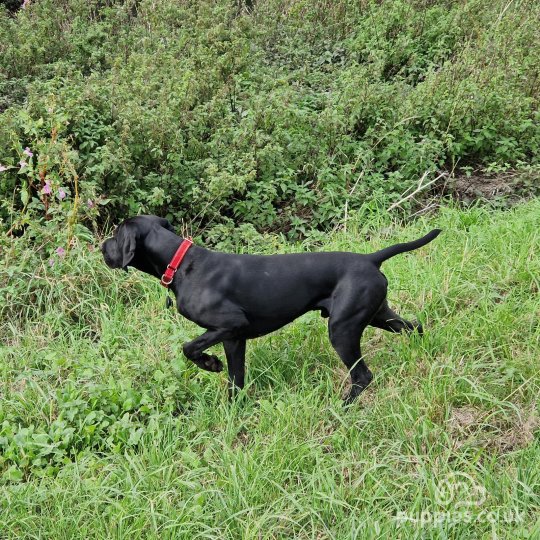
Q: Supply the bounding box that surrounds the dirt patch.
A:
[232,426,250,449]
[442,169,540,204]
[449,406,482,431]
[448,405,540,454]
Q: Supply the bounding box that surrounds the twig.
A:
[387,171,447,212]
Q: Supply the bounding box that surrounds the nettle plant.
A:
[0,106,100,263]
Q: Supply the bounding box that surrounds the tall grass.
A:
[1,201,539,538]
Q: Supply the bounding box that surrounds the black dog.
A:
[102,215,441,403]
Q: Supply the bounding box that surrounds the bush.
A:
[1,0,539,242]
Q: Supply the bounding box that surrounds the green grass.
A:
[1,201,540,539]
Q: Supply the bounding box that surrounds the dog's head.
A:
[101,215,175,271]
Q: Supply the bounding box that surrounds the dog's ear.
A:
[158,217,176,233]
[116,223,137,269]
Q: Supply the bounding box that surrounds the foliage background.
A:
[1,0,539,243]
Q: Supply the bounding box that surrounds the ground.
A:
[1,200,539,539]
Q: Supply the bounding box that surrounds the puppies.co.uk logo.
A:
[434,472,487,508]
[395,473,523,527]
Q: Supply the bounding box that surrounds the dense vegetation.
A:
[1,0,539,244]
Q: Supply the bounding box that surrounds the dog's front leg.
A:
[223,339,246,399]
[182,328,241,373]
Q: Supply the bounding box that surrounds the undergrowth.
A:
[1,0,539,240]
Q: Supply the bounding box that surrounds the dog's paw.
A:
[343,386,366,407]
[343,372,373,406]
[191,354,224,373]
[202,354,224,372]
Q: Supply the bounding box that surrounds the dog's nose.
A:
[101,239,116,268]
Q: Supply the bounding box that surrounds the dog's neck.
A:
[140,232,187,282]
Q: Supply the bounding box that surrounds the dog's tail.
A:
[369,229,442,267]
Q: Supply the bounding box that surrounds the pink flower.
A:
[49,258,55,267]
[87,199,94,208]
[0,165,7,172]
[56,247,65,257]
[58,189,66,200]
[42,181,52,195]
[23,147,33,158]
[19,160,27,168]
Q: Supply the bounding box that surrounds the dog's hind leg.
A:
[370,301,422,335]
[328,312,373,404]
[223,339,246,399]
[328,277,387,404]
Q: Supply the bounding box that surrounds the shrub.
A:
[1,0,539,242]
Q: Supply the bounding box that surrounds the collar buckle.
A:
[160,274,174,287]
[160,238,193,289]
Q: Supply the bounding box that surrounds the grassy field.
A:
[1,200,539,539]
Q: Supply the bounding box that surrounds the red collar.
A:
[160,238,193,288]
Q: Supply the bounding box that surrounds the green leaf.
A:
[20,188,29,206]
[3,465,23,483]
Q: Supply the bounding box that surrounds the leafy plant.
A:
[1,0,539,242]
